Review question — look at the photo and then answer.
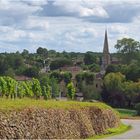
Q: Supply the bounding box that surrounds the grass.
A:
[116,108,138,119]
[88,123,131,139]
[0,98,129,139]
[0,98,114,111]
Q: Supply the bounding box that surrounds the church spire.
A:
[103,30,109,53]
[102,30,111,70]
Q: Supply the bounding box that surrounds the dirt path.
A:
[107,119,140,139]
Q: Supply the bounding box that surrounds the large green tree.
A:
[50,58,73,70]
[36,47,48,57]
[103,72,125,107]
[115,38,140,64]
[84,52,97,65]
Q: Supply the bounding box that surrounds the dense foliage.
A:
[0,76,52,99]
[0,38,140,108]
[102,72,140,108]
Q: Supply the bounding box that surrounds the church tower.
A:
[102,30,111,70]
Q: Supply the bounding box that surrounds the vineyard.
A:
[0,76,50,99]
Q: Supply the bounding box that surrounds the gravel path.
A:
[107,119,140,139]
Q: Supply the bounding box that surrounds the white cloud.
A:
[0,26,26,41]
[0,0,140,53]
[109,25,128,34]
[0,0,45,18]
[79,6,108,17]
[28,32,47,41]
[0,42,21,52]
[26,16,49,30]
[53,0,108,18]
[21,0,48,6]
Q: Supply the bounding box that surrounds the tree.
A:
[84,52,97,65]
[36,47,48,57]
[50,72,63,82]
[104,72,125,92]
[125,63,140,82]
[14,55,24,69]
[84,72,95,85]
[88,63,100,72]
[115,38,140,63]
[50,77,60,98]
[24,67,39,78]
[103,72,126,107]
[75,73,84,83]
[75,73,84,92]
[105,64,118,75]
[62,72,72,84]
[122,81,138,107]
[0,55,8,75]
[40,76,51,99]
[5,68,15,78]
[22,49,29,58]
[50,58,73,70]
[67,82,75,100]
[81,84,101,100]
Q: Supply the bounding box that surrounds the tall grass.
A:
[0,98,113,111]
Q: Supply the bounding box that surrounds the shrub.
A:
[135,103,140,115]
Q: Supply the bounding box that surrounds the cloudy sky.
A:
[0,0,140,53]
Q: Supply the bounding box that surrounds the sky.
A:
[0,0,140,53]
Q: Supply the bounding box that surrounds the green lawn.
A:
[89,123,131,139]
[0,98,113,111]
[116,108,137,118]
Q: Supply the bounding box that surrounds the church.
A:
[102,30,111,71]
[101,30,120,74]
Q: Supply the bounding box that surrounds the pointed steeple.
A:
[103,30,109,53]
[102,30,111,71]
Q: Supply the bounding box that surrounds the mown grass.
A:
[89,123,131,139]
[0,98,114,111]
[116,108,137,119]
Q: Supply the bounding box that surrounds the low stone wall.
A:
[0,107,120,139]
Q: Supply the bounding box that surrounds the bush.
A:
[135,103,140,115]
